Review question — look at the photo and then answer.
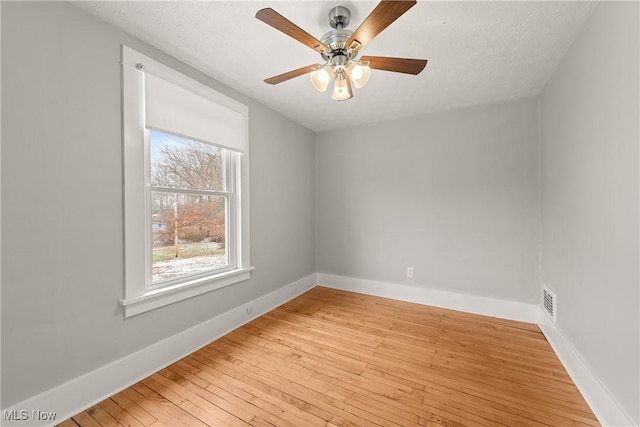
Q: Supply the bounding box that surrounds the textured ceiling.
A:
[74,1,598,132]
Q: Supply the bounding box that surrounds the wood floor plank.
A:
[71,411,102,427]
[109,390,158,426]
[192,346,336,427]
[163,362,297,427]
[187,347,396,427]
[142,374,247,427]
[127,383,202,426]
[96,399,145,427]
[59,287,600,427]
[84,405,124,427]
[226,329,427,413]
[253,310,582,409]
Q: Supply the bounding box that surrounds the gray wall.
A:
[540,2,639,423]
[316,98,540,303]
[1,1,316,407]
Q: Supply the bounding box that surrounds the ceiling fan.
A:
[255,0,428,101]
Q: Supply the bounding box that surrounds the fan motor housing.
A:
[321,29,355,60]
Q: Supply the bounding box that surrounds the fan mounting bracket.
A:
[329,6,351,29]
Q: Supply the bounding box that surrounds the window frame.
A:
[120,46,252,317]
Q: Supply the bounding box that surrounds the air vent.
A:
[543,286,557,322]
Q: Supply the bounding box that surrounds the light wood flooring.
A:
[58,286,599,427]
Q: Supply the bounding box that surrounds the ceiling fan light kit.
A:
[256,0,427,101]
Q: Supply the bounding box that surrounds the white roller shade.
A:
[139,72,247,154]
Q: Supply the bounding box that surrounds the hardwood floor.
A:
[59,287,599,427]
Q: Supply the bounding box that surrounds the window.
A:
[121,46,251,317]
[149,130,232,285]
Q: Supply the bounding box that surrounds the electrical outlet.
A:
[246,305,253,314]
[407,267,414,278]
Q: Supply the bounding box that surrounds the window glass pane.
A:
[151,192,228,284]
[150,129,224,192]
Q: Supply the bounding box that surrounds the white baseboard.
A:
[538,311,636,427]
[1,273,317,427]
[317,273,539,323]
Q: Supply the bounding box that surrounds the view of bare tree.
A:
[151,139,223,190]
[150,137,227,281]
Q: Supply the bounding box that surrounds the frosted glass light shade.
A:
[331,76,352,101]
[347,63,371,89]
[310,66,333,92]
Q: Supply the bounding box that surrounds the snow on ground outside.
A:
[153,255,227,282]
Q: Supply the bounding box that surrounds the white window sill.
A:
[119,267,255,317]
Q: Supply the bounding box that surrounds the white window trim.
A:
[120,45,252,317]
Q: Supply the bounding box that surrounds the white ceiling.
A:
[74,1,598,132]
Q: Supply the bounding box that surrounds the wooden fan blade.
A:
[264,64,322,85]
[346,0,416,51]
[256,8,329,53]
[361,56,427,75]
